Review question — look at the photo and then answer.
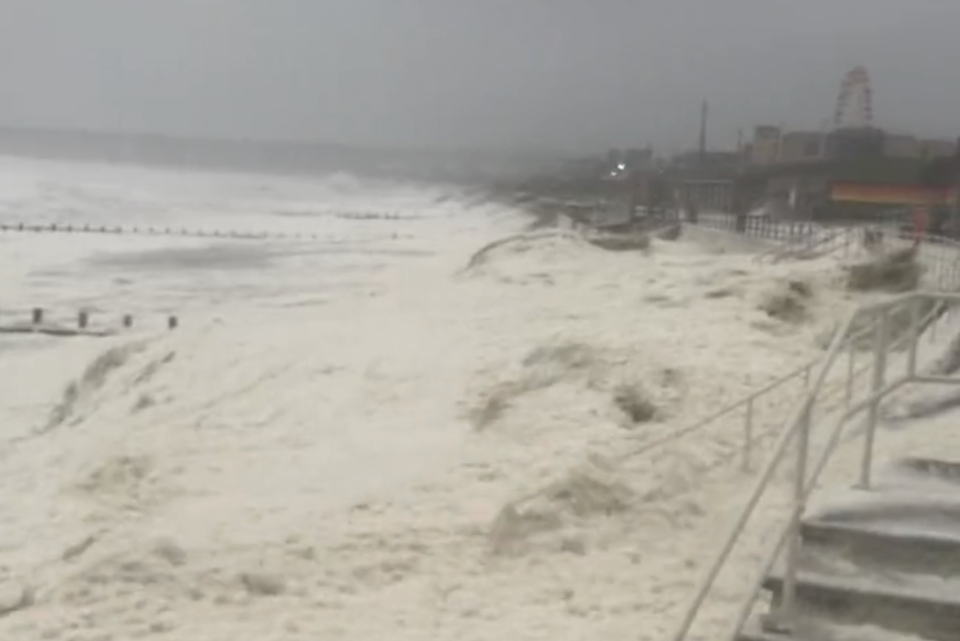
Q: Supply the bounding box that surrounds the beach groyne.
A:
[0,210,409,242]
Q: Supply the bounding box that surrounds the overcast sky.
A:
[0,1,957,154]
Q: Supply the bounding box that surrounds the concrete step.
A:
[805,483,960,547]
[737,616,926,641]
[800,518,960,579]
[761,568,960,641]
[738,458,960,641]
[876,457,960,494]
[736,620,819,641]
[801,479,960,581]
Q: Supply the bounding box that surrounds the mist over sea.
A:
[0,126,566,186]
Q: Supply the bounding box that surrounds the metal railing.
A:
[669,291,960,641]
[616,220,955,476]
[695,212,824,245]
[692,214,960,292]
[617,322,880,474]
[753,228,852,264]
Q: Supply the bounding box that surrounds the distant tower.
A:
[698,100,708,165]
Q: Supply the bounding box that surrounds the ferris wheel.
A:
[833,66,873,129]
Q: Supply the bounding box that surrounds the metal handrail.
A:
[620,300,936,471]
[669,290,958,641]
[753,227,847,264]
[723,374,910,640]
[668,302,863,641]
[618,359,814,462]
[722,297,941,639]
[505,317,872,511]
[693,216,960,269]
[721,294,934,638]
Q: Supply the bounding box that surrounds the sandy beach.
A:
[1,156,958,641]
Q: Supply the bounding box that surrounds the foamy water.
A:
[0,156,957,641]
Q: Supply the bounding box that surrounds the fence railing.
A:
[753,228,852,264]
[692,213,960,291]
[669,290,960,641]
[696,212,824,244]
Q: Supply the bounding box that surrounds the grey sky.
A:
[0,1,956,154]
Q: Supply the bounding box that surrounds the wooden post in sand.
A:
[168,316,178,330]
[122,314,133,329]
[31,308,43,325]
[78,311,89,329]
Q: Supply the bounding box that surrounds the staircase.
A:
[738,457,960,641]
[668,291,960,641]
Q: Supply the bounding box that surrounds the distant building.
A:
[883,134,919,158]
[749,126,782,165]
[747,123,958,165]
[823,127,885,161]
[736,153,959,222]
[919,139,956,158]
[778,131,826,163]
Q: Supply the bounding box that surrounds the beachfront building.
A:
[736,124,960,226]
[735,154,960,229]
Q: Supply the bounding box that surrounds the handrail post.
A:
[859,306,889,489]
[906,296,923,379]
[769,398,812,632]
[742,397,754,472]
[931,304,939,344]
[845,340,855,406]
